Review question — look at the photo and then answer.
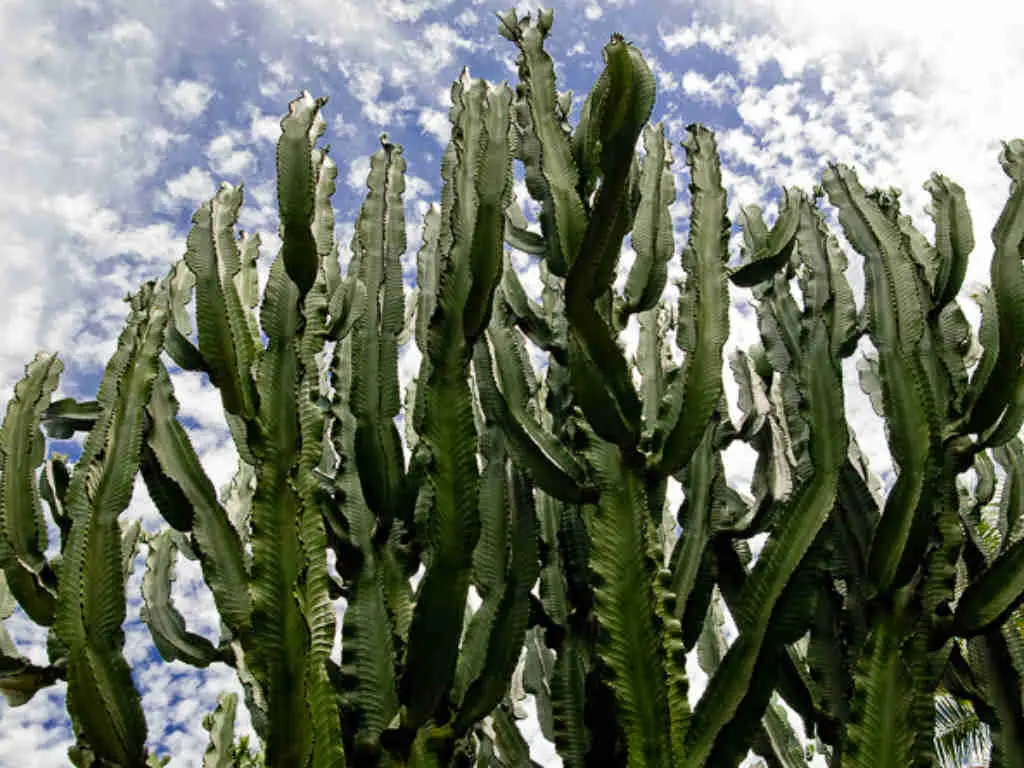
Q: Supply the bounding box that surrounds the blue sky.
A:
[1,0,1022,764]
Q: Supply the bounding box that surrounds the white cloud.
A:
[380,0,455,23]
[257,57,293,99]
[108,19,158,49]
[205,132,255,177]
[418,108,450,146]
[248,108,282,144]
[161,79,214,121]
[404,174,434,203]
[346,155,371,191]
[455,8,479,26]
[0,0,179,398]
[158,167,217,209]
[680,69,737,106]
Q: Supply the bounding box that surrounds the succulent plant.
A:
[1,8,1023,768]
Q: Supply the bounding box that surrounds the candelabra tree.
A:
[1,8,1023,768]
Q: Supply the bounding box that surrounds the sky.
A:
[0,0,1022,764]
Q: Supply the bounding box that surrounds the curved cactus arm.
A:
[565,298,643,448]
[325,274,367,342]
[622,123,675,318]
[728,188,802,288]
[277,91,328,299]
[829,443,883,624]
[551,36,653,449]
[980,372,1024,449]
[954,530,1024,767]
[924,172,975,309]
[821,163,940,594]
[958,286,999,428]
[0,570,65,707]
[247,251,313,764]
[693,575,817,767]
[0,352,63,625]
[399,73,499,736]
[669,415,726,631]
[297,495,346,768]
[409,202,445,442]
[794,195,860,358]
[992,439,1024,544]
[898,205,942,296]
[39,453,73,547]
[954,486,1024,635]
[183,183,259,425]
[508,83,567,276]
[473,325,594,504]
[842,590,917,768]
[164,321,209,374]
[500,255,559,359]
[141,362,251,636]
[55,280,170,766]
[323,152,368,347]
[964,139,1024,439]
[415,205,442,357]
[140,529,225,668]
[38,397,101,439]
[349,138,409,532]
[584,434,678,767]
[398,354,480,732]
[503,197,546,256]
[501,9,587,277]
[120,519,141,585]
[755,273,805,379]
[712,534,839,748]
[488,700,537,767]
[236,230,263,343]
[520,627,556,743]
[729,348,770,440]
[568,50,611,210]
[933,302,974,414]
[165,258,209,374]
[453,431,540,735]
[683,320,846,767]
[201,692,239,768]
[240,92,345,766]
[566,35,654,304]
[325,336,401,754]
[533,492,568,627]
[295,148,347,768]
[463,81,515,342]
[652,125,730,476]
[636,305,673,436]
[756,695,813,768]
[0,651,65,708]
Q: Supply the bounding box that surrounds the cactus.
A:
[1,8,1024,768]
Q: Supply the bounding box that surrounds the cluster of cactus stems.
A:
[3,7,1024,768]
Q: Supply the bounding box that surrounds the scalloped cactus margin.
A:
[1,8,1024,768]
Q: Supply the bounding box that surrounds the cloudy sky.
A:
[1,0,1022,764]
